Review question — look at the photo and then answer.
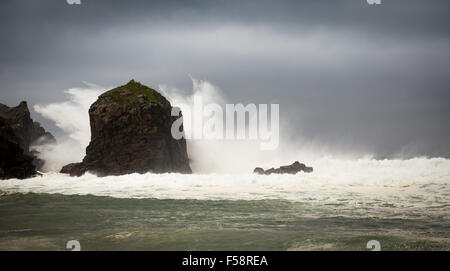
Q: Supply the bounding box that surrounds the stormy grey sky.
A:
[0,0,449,157]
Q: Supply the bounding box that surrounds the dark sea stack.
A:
[0,101,55,171]
[0,117,37,179]
[0,101,34,152]
[61,80,192,177]
[253,161,313,175]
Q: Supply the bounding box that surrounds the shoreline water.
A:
[0,193,448,251]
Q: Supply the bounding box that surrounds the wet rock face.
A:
[0,101,56,172]
[253,161,313,175]
[0,102,34,153]
[61,80,192,177]
[0,117,37,179]
[32,121,56,146]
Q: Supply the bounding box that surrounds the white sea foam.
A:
[1,157,449,208]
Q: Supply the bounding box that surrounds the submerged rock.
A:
[253,161,313,175]
[61,80,192,177]
[0,116,37,179]
[253,167,265,175]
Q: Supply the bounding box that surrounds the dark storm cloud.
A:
[0,0,449,157]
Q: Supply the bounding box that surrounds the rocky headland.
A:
[0,101,55,178]
[0,101,55,153]
[0,116,36,179]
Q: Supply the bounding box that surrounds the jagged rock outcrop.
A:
[0,117,37,179]
[0,101,56,171]
[32,121,56,146]
[0,102,35,153]
[61,80,192,177]
[253,161,313,175]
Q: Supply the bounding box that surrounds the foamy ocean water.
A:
[0,157,449,250]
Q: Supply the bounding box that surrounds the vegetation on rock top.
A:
[98,80,170,108]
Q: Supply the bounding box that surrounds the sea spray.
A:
[1,157,448,206]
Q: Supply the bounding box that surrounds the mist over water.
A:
[31,78,407,174]
[1,157,449,203]
[161,78,285,173]
[31,78,284,173]
[32,83,106,172]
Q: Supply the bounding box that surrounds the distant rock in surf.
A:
[253,161,313,175]
[61,80,191,177]
[0,101,56,173]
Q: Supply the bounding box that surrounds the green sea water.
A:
[0,192,448,251]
